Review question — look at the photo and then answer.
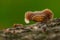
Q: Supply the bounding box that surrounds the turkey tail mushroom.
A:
[25,11,33,24]
[42,9,54,21]
[24,9,54,24]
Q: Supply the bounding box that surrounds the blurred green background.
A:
[0,0,60,29]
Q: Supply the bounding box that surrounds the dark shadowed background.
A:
[0,0,60,29]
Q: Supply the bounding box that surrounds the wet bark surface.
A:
[0,18,60,40]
